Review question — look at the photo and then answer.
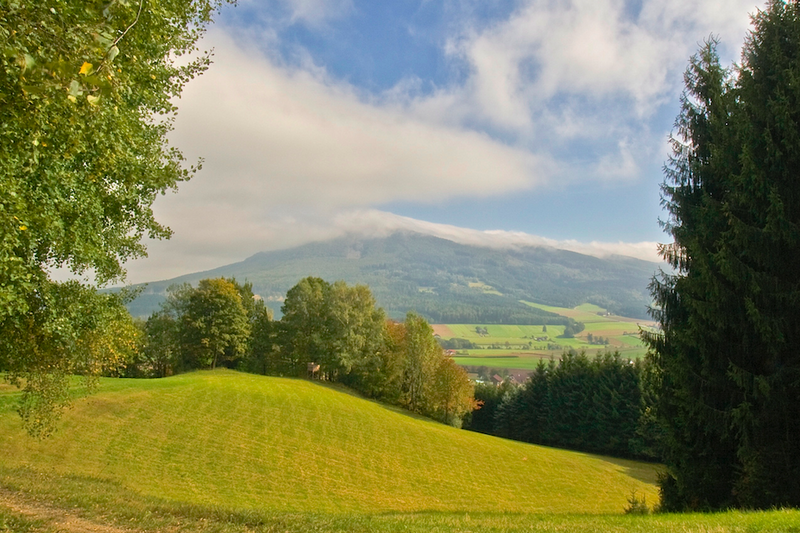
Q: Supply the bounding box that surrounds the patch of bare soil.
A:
[0,487,142,533]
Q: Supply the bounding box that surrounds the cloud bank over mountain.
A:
[120,0,759,284]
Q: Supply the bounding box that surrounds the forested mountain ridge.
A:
[126,232,659,321]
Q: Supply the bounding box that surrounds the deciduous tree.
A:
[277,277,331,376]
[0,0,232,433]
[0,282,139,437]
[180,278,250,370]
[402,311,441,413]
[431,357,476,427]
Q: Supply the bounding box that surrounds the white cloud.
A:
[330,210,662,263]
[596,139,638,180]
[172,31,544,207]
[116,1,760,283]
[410,0,759,137]
[120,30,551,283]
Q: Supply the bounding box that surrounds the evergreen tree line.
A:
[129,276,476,427]
[466,351,661,460]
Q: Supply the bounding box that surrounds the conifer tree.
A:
[647,0,800,509]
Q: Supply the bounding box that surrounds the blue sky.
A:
[122,0,763,283]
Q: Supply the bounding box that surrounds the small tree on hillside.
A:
[402,312,441,413]
[277,277,331,376]
[326,281,386,379]
[431,357,476,427]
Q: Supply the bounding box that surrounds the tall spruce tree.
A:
[647,0,800,510]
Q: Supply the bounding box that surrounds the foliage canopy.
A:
[0,0,233,435]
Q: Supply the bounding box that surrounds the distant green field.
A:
[451,355,544,370]
[0,371,796,533]
[436,302,654,368]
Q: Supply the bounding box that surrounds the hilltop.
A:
[125,231,660,321]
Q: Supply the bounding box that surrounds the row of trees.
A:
[467,351,660,460]
[438,337,478,350]
[134,276,477,426]
[130,278,271,377]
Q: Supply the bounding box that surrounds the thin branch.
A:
[111,0,145,49]
[96,0,145,75]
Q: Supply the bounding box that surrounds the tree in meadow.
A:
[180,278,250,370]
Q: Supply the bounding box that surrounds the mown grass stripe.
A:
[0,370,659,515]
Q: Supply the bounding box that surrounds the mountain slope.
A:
[0,370,659,514]
[126,231,660,321]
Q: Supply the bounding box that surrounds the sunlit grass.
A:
[0,371,797,532]
[0,370,659,515]
[1,466,798,533]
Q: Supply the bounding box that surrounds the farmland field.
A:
[0,371,796,533]
[434,302,655,373]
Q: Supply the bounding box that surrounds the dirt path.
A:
[0,487,142,533]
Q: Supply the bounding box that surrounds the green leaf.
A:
[68,80,83,97]
[96,32,115,49]
[22,53,35,71]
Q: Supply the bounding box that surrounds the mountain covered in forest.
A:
[126,232,661,322]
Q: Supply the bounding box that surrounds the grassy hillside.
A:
[0,370,659,515]
[1,371,798,532]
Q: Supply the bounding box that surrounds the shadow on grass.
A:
[596,456,663,485]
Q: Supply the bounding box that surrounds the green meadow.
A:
[0,370,658,514]
[434,302,655,372]
[0,370,797,532]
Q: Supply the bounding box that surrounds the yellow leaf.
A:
[19,225,27,231]
[79,62,93,75]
